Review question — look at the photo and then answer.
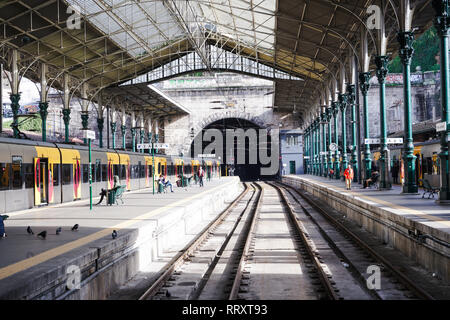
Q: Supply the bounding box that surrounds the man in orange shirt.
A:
[344,165,354,190]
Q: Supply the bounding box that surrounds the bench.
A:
[420,179,439,199]
[107,185,126,205]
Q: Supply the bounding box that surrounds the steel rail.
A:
[279,181,435,300]
[228,182,263,300]
[268,182,339,300]
[138,182,250,300]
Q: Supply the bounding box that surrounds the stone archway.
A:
[181,111,268,155]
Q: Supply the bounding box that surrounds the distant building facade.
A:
[280,129,303,175]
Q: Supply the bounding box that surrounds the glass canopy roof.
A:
[66,0,186,57]
[65,0,276,60]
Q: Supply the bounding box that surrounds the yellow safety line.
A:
[300,177,450,228]
[0,179,236,281]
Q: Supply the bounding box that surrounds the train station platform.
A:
[0,177,242,300]
[282,175,450,284]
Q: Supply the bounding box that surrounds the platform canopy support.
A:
[121,108,127,150]
[398,0,418,194]
[39,63,48,142]
[359,28,372,182]
[374,0,392,190]
[433,0,450,201]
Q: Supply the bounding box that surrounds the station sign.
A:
[436,121,447,132]
[320,151,327,155]
[198,154,215,158]
[387,138,403,144]
[154,143,169,149]
[137,143,169,150]
[364,138,403,144]
[82,130,96,140]
[303,156,310,159]
[364,138,380,144]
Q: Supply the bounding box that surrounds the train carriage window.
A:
[148,165,153,177]
[82,164,89,183]
[101,164,107,182]
[120,165,126,180]
[96,160,101,182]
[62,164,72,185]
[24,163,34,188]
[53,164,59,186]
[113,164,119,177]
[140,164,145,178]
[11,156,23,189]
[158,163,161,175]
[0,163,10,190]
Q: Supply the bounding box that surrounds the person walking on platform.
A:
[392,162,399,184]
[198,167,204,187]
[0,215,9,238]
[344,165,354,190]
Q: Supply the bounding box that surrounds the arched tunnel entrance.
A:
[190,118,279,181]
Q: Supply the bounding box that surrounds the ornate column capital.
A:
[62,108,71,123]
[375,56,389,84]
[358,72,371,95]
[121,125,127,135]
[39,102,49,119]
[325,107,332,121]
[338,93,348,112]
[331,101,339,116]
[398,31,415,65]
[346,84,356,104]
[97,118,104,131]
[433,0,450,35]
[80,111,89,130]
[110,121,117,132]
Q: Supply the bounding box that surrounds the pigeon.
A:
[165,290,171,298]
[71,224,79,231]
[37,231,47,239]
[112,230,117,239]
[56,227,62,235]
[27,226,34,235]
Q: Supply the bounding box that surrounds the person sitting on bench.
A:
[364,171,379,188]
[159,175,174,192]
[97,175,120,205]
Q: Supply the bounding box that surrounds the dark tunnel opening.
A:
[190,118,279,181]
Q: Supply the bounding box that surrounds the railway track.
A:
[274,181,435,300]
[137,180,435,300]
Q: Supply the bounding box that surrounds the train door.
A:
[34,158,49,206]
[73,158,81,199]
[126,162,131,190]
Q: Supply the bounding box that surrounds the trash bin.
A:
[107,189,116,205]
[158,183,164,193]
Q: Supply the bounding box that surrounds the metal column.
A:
[433,0,450,201]
[375,55,392,189]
